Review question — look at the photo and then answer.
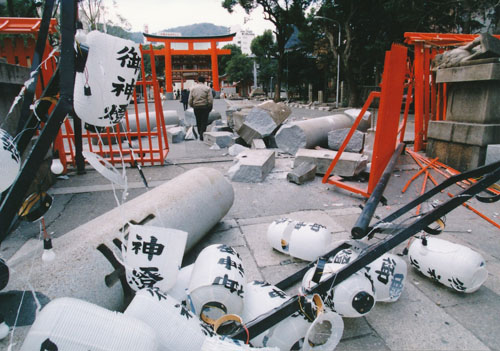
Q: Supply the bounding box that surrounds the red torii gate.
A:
[143,32,235,99]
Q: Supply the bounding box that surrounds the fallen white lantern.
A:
[267,218,332,261]
[0,128,20,193]
[20,297,158,351]
[408,236,487,293]
[302,261,375,318]
[242,281,344,350]
[365,253,407,302]
[188,244,246,323]
[74,31,141,127]
[125,225,187,292]
[167,263,194,302]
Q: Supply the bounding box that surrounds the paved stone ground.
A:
[1,98,499,350]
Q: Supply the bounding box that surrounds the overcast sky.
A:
[103,0,275,35]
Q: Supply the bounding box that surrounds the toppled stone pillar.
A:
[328,128,365,153]
[124,110,179,132]
[5,168,234,310]
[294,148,367,177]
[228,149,275,182]
[275,114,354,155]
[251,139,267,149]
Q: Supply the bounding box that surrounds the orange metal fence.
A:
[59,44,169,168]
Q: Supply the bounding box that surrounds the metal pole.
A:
[351,142,405,239]
[336,27,341,108]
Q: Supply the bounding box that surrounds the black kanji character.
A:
[142,236,164,261]
[218,256,244,276]
[375,257,396,284]
[309,223,326,232]
[129,266,163,289]
[389,273,405,299]
[427,268,441,281]
[175,303,193,320]
[117,46,141,73]
[333,249,354,264]
[449,277,466,291]
[294,221,307,230]
[268,288,287,299]
[146,287,167,301]
[213,274,243,296]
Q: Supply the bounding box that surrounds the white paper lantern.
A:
[408,237,487,293]
[20,297,158,351]
[242,281,344,350]
[0,128,20,192]
[167,263,194,302]
[188,244,245,323]
[365,253,407,302]
[125,288,213,350]
[74,31,141,127]
[302,261,375,318]
[267,218,332,261]
[125,225,187,292]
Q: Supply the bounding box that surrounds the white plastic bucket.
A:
[0,128,20,193]
[242,281,344,350]
[125,288,213,350]
[21,297,158,351]
[167,263,194,302]
[302,262,375,318]
[267,218,332,261]
[74,31,141,127]
[365,253,407,302]
[408,237,487,293]
[188,244,246,323]
[124,224,187,292]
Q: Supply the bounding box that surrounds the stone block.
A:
[163,110,179,125]
[294,148,367,177]
[251,138,267,149]
[486,144,500,165]
[203,131,234,148]
[426,139,486,171]
[256,100,291,126]
[166,126,185,144]
[227,149,275,182]
[228,144,249,156]
[436,62,500,83]
[231,109,251,131]
[287,161,317,185]
[328,128,365,152]
[428,121,500,146]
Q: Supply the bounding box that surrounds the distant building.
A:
[230,25,255,55]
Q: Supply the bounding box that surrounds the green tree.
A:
[218,43,242,76]
[225,53,254,95]
[250,30,277,93]
[223,0,314,101]
[314,0,498,106]
[0,0,40,17]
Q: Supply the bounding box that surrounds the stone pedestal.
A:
[427,62,500,171]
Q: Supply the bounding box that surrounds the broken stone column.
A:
[328,128,365,153]
[275,114,355,155]
[6,168,234,311]
[124,110,179,132]
[294,148,367,177]
[228,149,275,182]
[237,101,291,145]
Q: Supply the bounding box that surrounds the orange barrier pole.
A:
[401,157,438,193]
[409,150,500,229]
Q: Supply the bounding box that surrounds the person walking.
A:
[181,89,189,111]
[188,76,213,141]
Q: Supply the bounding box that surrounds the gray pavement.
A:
[1,98,499,350]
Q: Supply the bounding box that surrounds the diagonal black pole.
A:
[0,0,77,244]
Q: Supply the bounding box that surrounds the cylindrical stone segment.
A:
[6,167,234,313]
[275,114,354,155]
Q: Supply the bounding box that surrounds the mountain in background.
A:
[103,23,230,44]
[163,23,230,36]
